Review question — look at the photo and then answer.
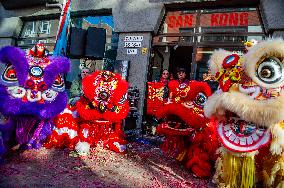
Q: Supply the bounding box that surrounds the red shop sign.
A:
[166,11,259,29]
[210,12,248,26]
[167,14,194,28]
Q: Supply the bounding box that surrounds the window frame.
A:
[39,20,51,35]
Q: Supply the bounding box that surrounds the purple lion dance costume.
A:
[0,44,70,159]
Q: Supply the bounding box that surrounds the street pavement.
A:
[0,141,215,188]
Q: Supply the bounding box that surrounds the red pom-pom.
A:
[37,81,48,91]
[25,79,35,89]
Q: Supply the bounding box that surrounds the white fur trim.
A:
[82,128,89,138]
[238,85,261,99]
[55,127,78,139]
[270,123,284,155]
[208,49,232,76]
[26,89,41,102]
[7,86,26,98]
[42,89,58,101]
[204,90,284,127]
[68,130,77,139]
[75,141,90,156]
[61,108,73,115]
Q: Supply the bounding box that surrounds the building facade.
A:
[0,0,284,133]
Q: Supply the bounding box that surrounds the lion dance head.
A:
[45,70,130,155]
[205,38,284,187]
[0,45,70,157]
[154,80,219,178]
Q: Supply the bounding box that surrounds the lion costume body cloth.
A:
[204,39,284,188]
[155,80,219,178]
[0,45,70,159]
[44,71,129,155]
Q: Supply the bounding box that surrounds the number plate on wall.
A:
[124,42,142,48]
[126,49,137,54]
[124,36,143,42]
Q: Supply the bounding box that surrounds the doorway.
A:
[169,45,193,80]
[148,45,193,82]
[144,45,194,135]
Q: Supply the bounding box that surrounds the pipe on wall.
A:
[46,2,63,11]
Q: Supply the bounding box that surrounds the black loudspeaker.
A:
[68,27,86,58]
[85,27,106,59]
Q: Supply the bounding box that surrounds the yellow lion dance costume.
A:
[204,38,284,188]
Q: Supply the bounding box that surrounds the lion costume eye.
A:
[194,92,207,107]
[2,64,17,82]
[257,57,284,84]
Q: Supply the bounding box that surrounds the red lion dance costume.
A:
[154,80,219,178]
[45,71,129,155]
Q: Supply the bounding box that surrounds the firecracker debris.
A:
[0,141,215,188]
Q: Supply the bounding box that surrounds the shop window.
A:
[152,7,265,81]
[200,27,247,42]
[17,19,59,53]
[39,21,51,34]
[66,16,118,97]
[154,7,264,46]
[70,16,118,70]
[23,22,36,37]
[179,28,194,42]
[152,6,265,84]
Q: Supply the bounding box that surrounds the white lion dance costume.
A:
[204,38,284,188]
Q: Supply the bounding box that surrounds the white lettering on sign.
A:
[124,36,143,42]
[124,42,142,48]
[127,48,137,54]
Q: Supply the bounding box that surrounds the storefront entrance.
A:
[144,6,266,135]
[149,7,265,82]
[148,45,193,82]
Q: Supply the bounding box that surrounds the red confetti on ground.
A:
[0,142,215,187]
